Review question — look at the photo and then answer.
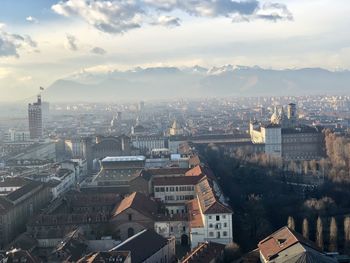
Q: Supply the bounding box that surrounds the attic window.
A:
[277,238,287,245]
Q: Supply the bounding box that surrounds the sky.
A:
[0,0,350,101]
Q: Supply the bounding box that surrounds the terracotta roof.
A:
[258,227,321,261]
[189,155,201,166]
[187,199,204,228]
[195,177,232,215]
[111,192,158,219]
[185,165,215,179]
[153,176,202,186]
[181,242,225,263]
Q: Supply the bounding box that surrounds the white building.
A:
[49,168,75,199]
[250,122,282,157]
[188,177,233,248]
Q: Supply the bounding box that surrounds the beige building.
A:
[0,177,51,248]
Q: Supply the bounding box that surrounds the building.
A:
[282,126,324,160]
[3,129,31,142]
[82,135,133,172]
[28,95,43,140]
[131,134,167,153]
[0,177,51,248]
[77,251,131,263]
[257,227,337,263]
[169,120,184,136]
[110,192,158,241]
[112,229,176,263]
[181,242,226,263]
[93,156,146,187]
[189,177,233,248]
[48,168,76,199]
[153,176,201,205]
[250,103,324,160]
[26,191,120,244]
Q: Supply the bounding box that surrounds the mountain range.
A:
[44,65,350,102]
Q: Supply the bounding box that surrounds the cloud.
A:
[26,16,39,24]
[151,15,181,27]
[52,0,293,34]
[65,34,78,51]
[52,0,143,34]
[91,46,106,55]
[0,24,38,57]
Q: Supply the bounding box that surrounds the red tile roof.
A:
[258,226,321,261]
[187,199,204,228]
[195,177,232,215]
[185,165,215,179]
[111,192,158,219]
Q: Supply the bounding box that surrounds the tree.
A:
[224,242,242,262]
[344,217,350,254]
[316,216,324,250]
[329,217,338,252]
[302,218,309,239]
[287,216,295,230]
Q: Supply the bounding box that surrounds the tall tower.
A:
[28,95,43,139]
[287,103,297,127]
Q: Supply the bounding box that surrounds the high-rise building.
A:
[28,95,43,139]
[287,103,297,127]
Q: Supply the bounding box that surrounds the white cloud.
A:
[26,16,39,24]
[151,15,181,27]
[52,0,143,34]
[52,0,293,34]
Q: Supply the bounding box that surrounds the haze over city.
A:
[1,1,350,263]
[1,0,350,101]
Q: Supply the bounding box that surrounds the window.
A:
[170,226,173,232]
[209,224,213,228]
[224,223,227,228]
[183,226,186,232]
[209,232,214,237]
[209,216,212,220]
[128,213,132,221]
[216,215,220,221]
[222,215,226,219]
[223,231,228,237]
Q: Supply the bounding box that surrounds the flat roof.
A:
[102,156,146,162]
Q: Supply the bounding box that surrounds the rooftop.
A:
[112,229,168,263]
[102,156,146,162]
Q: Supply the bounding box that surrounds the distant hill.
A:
[43,66,350,102]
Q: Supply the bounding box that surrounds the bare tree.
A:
[344,217,350,254]
[302,218,309,239]
[287,216,295,230]
[329,217,338,252]
[316,216,324,250]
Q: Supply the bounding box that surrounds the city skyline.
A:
[1,0,350,101]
